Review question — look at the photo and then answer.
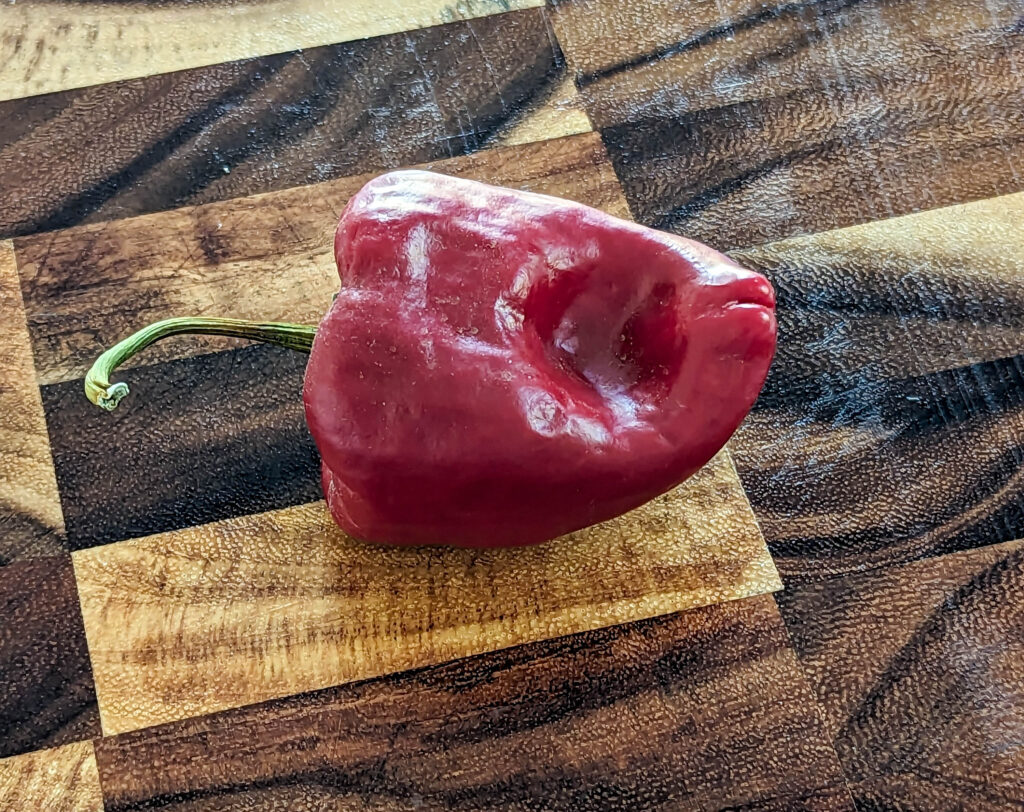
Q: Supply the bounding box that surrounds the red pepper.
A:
[86,171,776,547]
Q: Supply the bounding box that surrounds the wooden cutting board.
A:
[1,2,1023,810]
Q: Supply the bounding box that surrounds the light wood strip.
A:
[0,0,543,103]
[0,9,591,241]
[0,741,103,812]
[490,74,592,148]
[74,450,780,735]
[727,192,1024,581]
[17,132,624,387]
[732,191,1024,383]
[93,595,851,811]
[0,241,65,561]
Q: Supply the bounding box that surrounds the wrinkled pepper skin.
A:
[303,171,776,547]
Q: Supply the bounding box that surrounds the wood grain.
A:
[490,73,591,148]
[778,538,1024,811]
[17,133,622,387]
[727,195,1024,582]
[27,134,631,548]
[0,0,542,102]
[4,0,1021,805]
[551,0,1024,248]
[0,741,103,812]
[0,241,65,562]
[734,193,1024,385]
[0,8,590,241]
[73,450,779,735]
[92,595,849,811]
[0,556,100,759]
[44,344,321,549]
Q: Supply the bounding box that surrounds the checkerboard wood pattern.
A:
[2,2,1023,809]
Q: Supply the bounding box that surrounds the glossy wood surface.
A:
[1,1,1021,808]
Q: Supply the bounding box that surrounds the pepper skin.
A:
[304,171,776,547]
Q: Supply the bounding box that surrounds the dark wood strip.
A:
[551,0,1024,248]
[724,195,1024,582]
[93,595,852,811]
[42,344,319,549]
[0,8,572,240]
[0,556,100,759]
[778,539,1024,811]
[736,346,1024,582]
[736,784,857,811]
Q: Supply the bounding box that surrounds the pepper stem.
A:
[84,317,317,411]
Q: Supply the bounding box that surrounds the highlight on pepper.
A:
[84,171,777,548]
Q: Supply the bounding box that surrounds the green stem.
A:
[84,317,317,411]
